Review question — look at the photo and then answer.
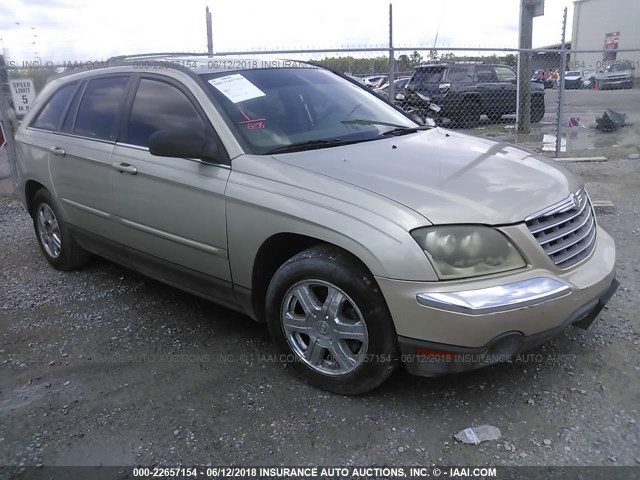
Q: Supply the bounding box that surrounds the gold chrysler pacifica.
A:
[14,55,618,394]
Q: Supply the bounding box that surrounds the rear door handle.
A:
[49,146,66,156]
[112,162,138,175]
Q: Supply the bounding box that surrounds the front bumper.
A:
[376,225,617,376]
[398,277,618,376]
[599,78,632,87]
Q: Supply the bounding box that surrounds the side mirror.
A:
[149,129,221,163]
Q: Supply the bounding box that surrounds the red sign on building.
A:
[603,32,620,61]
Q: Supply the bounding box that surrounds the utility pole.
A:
[555,7,568,158]
[517,0,544,134]
[0,54,19,192]
[388,3,395,102]
[206,6,213,55]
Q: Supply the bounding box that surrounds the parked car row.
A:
[398,62,545,128]
[530,61,636,90]
[373,77,411,104]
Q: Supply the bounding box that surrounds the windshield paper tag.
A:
[208,74,265,103]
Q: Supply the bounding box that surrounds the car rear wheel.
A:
[531,97,545,123]
[32,189,90,271]
[456,100,480,128]
[266,245,399,395]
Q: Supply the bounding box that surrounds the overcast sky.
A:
[1,0,574,63]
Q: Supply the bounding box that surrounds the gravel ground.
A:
[0,157,639,469]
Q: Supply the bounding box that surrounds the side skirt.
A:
[70,225,256,319]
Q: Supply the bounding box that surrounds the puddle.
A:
[0,383,47,413]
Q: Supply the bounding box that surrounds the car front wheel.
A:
[266,245,399,395]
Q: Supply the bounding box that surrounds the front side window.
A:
[127,79,207,147]
[201,68,416,155]
[74,76,129,140]
[31,83,77,131]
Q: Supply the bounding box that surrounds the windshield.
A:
[200,68,417,154]
[566,71,580,76]
[606,62,631,72]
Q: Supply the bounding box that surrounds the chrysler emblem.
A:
[570,194,579,208]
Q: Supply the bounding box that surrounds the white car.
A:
[363,75,388,88]
[564,71,582,89]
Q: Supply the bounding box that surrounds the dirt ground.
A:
[0,155,639,470]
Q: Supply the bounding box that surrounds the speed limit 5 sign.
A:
[9,78,37,117]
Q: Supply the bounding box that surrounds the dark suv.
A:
[402,63,545,127]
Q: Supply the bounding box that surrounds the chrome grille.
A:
[525,189,597,268]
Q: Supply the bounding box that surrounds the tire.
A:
[266,245,399,395]
[32,189,90,271]
[531,97,545,123]
[455,100,480,129]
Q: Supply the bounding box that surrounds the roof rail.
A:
[108,52,214,62]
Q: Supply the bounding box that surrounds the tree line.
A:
[316,51,518,76]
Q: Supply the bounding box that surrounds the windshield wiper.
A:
[265,139,357,154]
[342,119,414,128]
[378,126,431,137]
[341,119,431,137]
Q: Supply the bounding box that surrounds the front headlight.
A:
[411,226,527,279]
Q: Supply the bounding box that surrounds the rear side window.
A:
[446,66,473,82]
[31,83,77,130]
[127,79,207,147]
[494,66,517,82]
[74,76,129,140]
[475,65,497,82]
[61,83,84,133]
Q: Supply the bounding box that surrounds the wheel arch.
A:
[249,232,383,324]
[25,179,47,218]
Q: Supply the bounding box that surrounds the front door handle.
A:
[49,146,66,156]
[112,162,138,175]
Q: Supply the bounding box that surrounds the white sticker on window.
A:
[208,74,265,104]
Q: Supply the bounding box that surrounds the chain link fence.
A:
[2,45,640,181]
[210,46,640,159]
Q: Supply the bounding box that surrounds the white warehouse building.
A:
[571,0,640,76]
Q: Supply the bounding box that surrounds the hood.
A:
[272,129,580,225]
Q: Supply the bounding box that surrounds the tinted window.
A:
[31,83,77,130]
[127,79,206,147]
[74,76,129,140]
[494,66,517,82]
[410,67,445,86]
[447,66,473,82]
[61,83,84,132]
[475,66,496,82]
